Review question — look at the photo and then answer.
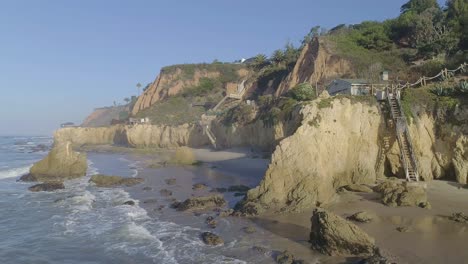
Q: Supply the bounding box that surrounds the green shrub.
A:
[222,103,255,126]
[288,83,317,101]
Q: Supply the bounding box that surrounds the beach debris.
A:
[28,182,65,192]
[342,184,374,193]
[174,195,226,211]
[89,174,144,187]
[165,178,176,185]
[205,216,217,228]
[142,186,153,191]
[201,232,224,246]
[310,209,376,257]
[160,189,173,197]
[192,183,207,190]
[347,211,376,223]
[123,200,135,206]
[449,212,468,223]
[374,181,427,207]
[242,226,256,234]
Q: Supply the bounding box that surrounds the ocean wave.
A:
[0,165,31,179]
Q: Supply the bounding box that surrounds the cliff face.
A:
[387,104,468,184]
[55,125,209,149]
[242,95,383,213]
[275,38,353,96]
[132,66,249,115]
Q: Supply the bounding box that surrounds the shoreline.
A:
[83,146,468,263]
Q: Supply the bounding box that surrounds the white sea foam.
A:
[0,165,31,179]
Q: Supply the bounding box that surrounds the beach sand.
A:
[87,146,468,264]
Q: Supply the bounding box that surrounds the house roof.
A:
[339,79,370,85]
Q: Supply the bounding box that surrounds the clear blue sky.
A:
[0,0,444,136]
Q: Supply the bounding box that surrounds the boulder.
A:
[192,183,207,190]
[89,174,144,187]
[347,211,376,223]
[20,141,87,182]
[374,181,427,207]
[123,200,135,206]
[201,232,223,245]
[28,182,65,192]
[310,209,375,257]
[205,216,217,228]
[343,184,373,193]
[175,195,226,211]
[449,212,468,223]
[275,250,295,264]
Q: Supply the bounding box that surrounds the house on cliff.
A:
[327,79,372,96]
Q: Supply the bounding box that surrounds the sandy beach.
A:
[84,146,468,264]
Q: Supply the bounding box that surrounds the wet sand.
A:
[87,146,468,264]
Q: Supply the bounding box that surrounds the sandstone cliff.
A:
[132,65,249,115]
[387,104,468,184]
[240,95,383,213]
[275,38,353,96]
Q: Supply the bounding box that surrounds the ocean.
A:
[0,136,266,264]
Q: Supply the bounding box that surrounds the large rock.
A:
[238,98,381,213]
[28,182,65,192]
[201,232,224,245]
[175,195,226,211]
[374,180,427,207]
[20,141,87,182]
[310,209,376,257]
[89,174,144,187]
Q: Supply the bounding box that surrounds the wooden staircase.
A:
[386,88,419,182]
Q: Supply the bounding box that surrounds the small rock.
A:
[123,200,135,206]
[419,201,431,209]
[242,226,256,234]
[276,250,295,264]
[219,209,234,217]
[142,186,153,191]
[205,216,217,228]
[89,175,144,187]
[165,178,176,185]
[175,195,226,211]
[160,189,173,197]
[157,205,165,211]
[28,182,65,192]
[143,198,158,204]
[201,232,223,245]
[192,183,207,190]
[396,226,411,233]
[343,184,374,193]
[347,211,376,223]
[449,212,468,223]
[251,246,268,254]
[170,201,181,209]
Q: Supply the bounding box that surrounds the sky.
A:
[0,0,445,136]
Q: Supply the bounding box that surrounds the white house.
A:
[327,79,372,96]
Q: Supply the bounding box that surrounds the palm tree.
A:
[271,49,285,65]
[136,82,142,95]
[252,54,267,70]
[124,97,130,104]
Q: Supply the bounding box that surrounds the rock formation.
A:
[275,38,353,97]
[201,232,224,245]
[310,209,376,257]
[174,195,226,211]
[88,174,144,187]
[239,96,382,213]
[81,106,128,127]
[374,180,428,207]
[28,182,65,192]
[20,141,87,182]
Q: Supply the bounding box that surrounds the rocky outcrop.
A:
[132,65,249,115]
[20,141,87,182]
[54,124,209,149]
[374,180,428,207]
[239,96,382,213]
[89,174,144,187]
[28,182,65,192]
[174,195,226,211]
[310,209,376,257]
[275,38,353,97]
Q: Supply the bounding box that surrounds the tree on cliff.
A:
[136,82,142,95]
[401,0,439,14]
[271,49,285,66]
